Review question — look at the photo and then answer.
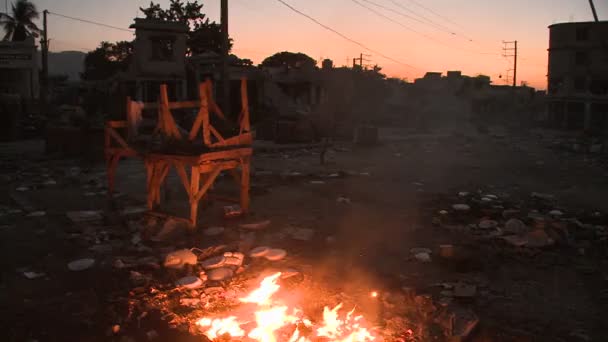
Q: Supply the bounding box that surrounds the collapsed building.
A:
[547,20,608,132]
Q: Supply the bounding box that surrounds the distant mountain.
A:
[48,51,86,81]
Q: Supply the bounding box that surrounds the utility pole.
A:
[589,0,599,22]
[41,9,49,112]
[353,53,371,69]
[220,0,230,117]
[502,40,518,88]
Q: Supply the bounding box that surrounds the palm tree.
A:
[0,0,41,41]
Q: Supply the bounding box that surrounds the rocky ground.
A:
[1,126,607,341]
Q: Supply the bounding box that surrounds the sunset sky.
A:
[15,0,608,89]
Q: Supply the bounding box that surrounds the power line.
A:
[47,11,134,33]
[275,0,419,70]
[403,0,469,34]
[361,0,457,36]
[351,0,500,57]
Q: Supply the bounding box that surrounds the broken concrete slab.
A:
[207,267,234,281]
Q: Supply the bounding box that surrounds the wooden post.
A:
[190,166,200,226]
[240,157,250,212]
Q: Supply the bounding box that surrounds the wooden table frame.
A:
[104,78,253,227]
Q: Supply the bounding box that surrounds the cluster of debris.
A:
[433,189,608,252]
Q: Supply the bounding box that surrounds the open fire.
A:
[195,272,378,341]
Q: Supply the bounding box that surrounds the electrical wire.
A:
[275,0,420,70]
[47,11,134,33]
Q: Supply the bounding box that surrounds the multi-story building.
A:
[547,21,608,132]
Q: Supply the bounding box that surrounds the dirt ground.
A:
[1,125,607,341]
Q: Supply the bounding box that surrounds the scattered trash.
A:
[336,196,351,204]
[250,246,270,258]
[67,210,103,223]
[452,204,470,211]
[207,267,234,281]
[200,255,226,269]
[265,248,287,261]
[287,227,315,241]
[26,211,46,217]
[532,192,555,200]
[414,252,432,263]
[163,249,197,269]
[175,276,204,289]
[439,210,448,215]
[478,220,498,229]
[453,283,476,298]
[549,209,564,217]
[239,220,271,230]
[224,205,243,218]
[204,226,225,236]
[67,258,95,271]
[504,218,527,234]
[23,271,45,279]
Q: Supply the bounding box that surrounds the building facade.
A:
[547,21,608,132]
[0,37,39,99]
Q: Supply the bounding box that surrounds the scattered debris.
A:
[453,283,476,298]
[439,210,448,215]
[504,218,527,234]
[452,204,470,211]
[414,252,432,263]
[239,220,271,230]
[67,258,95,271]
[224,205,243,218]
[26,211,46,217]
[200,255,226,270]
[286,227,315,241]
[549,209,564,217]
[478,220,498,229]
[151,218,186,242]
[163,249,197,269]
[207,267,234,281]
[532,192,555,200]
[204,226,225,236]
[309,180,326,185]
[265,248,287,261]
[250,246,270,258]
[175,276,204,289]
[23,271,45,279]
[66,210,103,223]
[336,196,351,204]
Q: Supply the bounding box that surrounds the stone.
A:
[250,246,270,258]
[207,267,234,281]
[224,256,243,266]
[27,211,46,217]
[453,283,476,298]
[203,226,225,236]
[265,248,287,261]
[504,218,527,234]
[439,210,448,215]
[175,276,204,289]
[163,249,197,269]
[458,192,469,197]
[526,229,554,248]
[478,220,498,229]
[201,255,227,269]
[23,271,45,279]
[239,220,271,230]
[484,194,498,200]
[549,209,564,217]
[67,258,95,271]
[452,204,470,211]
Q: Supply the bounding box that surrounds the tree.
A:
[81,41,133,81]
[260,51,316,69]
[0,0,41,41]
[139,0,230,55]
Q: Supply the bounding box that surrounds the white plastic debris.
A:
[23,271,45,279]
[67,258,95,271]
[200,255,226,269]
[250,246,270,258]
[175,276,204,289]
[265,249,287,261]
[452,204,470,211]
[414,252,432,263]
[163,249,197,269]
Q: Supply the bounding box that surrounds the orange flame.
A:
[196,272,379,341]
